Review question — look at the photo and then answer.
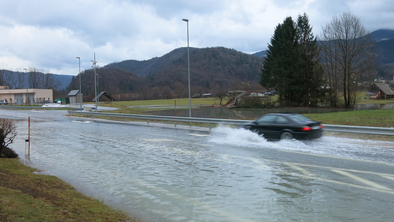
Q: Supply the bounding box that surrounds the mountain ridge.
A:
[252,29,394,65]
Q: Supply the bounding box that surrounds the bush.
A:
[0,119,18,158]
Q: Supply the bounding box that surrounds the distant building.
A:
[68,90,83,105]
[366,83,394,99]
[0,86,53,105]
[92,91,114,103]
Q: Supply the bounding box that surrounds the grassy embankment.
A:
[94,95,394,126]
[0,159,134,222]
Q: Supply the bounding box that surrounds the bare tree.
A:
[0,119,17,157]
[214,85,228,105]
[151,86,161,99]
[4,70,18,89]
[319,12,376,108]
[15,68,26,89]
[173,82,187,98]
[0,63,8,86]
[28,67,44,88]
[43,73,60,89]
[0,70,4,86]
[161,86,174,99]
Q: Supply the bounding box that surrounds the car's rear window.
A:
[288,114,311,122]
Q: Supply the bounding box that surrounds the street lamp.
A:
[76,57,82,110]
[91,53,98,112]
[182,18,191,117]
[24,68,28,106]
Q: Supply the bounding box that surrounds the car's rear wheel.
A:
[280,132,293,140]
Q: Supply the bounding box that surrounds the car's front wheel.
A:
[280,132,293,140]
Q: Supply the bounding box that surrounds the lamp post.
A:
[91,53,98,112]
[76,57,82,110]
[182,18,191,117]
[24,68,28,106]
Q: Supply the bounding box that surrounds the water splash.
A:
[208,125,394,164]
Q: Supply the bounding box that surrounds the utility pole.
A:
[76,57,82,110]
[182,18,191,117]
[91,53,98,112]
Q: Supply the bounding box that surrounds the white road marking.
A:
[287,163,314,176]
[290,172,394,195]
[188,133,210,137]
[249,158,270,169]
[332,169,391,191]
[77,134,394,194]
[380,175,394,181]
[141,138,173,142]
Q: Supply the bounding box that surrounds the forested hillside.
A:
[105,47,193,77]
[375,38,394,64]
[145,47,264,90]
[68,47,265,100]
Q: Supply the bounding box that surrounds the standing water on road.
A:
[4,109,394,221]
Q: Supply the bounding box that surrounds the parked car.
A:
[237,113,323,140]
[0,100,8,105]
[264,90,276,96]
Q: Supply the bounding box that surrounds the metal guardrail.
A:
[322,124,394,136]
[69,110,394,136]
[0,105,67,110]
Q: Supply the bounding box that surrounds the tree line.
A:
[0,67,59,90]
[261,12,376,109]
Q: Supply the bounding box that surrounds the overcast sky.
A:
[0,0,393,75]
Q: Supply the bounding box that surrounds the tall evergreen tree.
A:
[260,16,304,106]
[261,14,324,107]
[296,13,325,107]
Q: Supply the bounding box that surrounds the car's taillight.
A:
[320,125,324,128]
[301,126,311,131]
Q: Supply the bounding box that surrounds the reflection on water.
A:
[356,103,394,110]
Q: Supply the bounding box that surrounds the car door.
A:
[271,116,291,139]
[252,115,277,139]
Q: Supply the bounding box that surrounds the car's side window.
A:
[256,115,276,124]
[275,116,289,124]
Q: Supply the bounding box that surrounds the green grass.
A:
[0,159,134,222]
[304,109,394,127]
[93,97,230,115]
[113,97,228,106]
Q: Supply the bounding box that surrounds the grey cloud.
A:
[0,0,392,75]
[136,0,228,19]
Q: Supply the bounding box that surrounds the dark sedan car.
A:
[237,113,323,141]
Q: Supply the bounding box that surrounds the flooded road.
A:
[4,109,394,221]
